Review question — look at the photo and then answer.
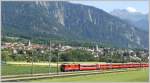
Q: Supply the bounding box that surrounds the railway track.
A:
[1,69,136,82]
[2,70,103,79]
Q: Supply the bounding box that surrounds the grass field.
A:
[1,64,59,75]
[31,68,149,82]
[2,61,104,75]
[6,61,106,66]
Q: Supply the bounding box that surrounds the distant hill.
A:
[2,1,148,48]
[110,9,149,31]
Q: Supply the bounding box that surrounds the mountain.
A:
[2,1,148,48]
[110,9,149,31]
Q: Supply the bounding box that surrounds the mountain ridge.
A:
[2,1,148,48]
[110,9,148,31]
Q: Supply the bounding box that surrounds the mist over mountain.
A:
[2,1,148,48]
[110,9,149,31]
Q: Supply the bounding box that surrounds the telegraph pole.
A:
[31,51,33,75]
[48,41,51,74]
[56,43,61,75]
[57,51,59,75]
[96,44,100,62]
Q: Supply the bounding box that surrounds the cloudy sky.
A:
[70,1,148,14]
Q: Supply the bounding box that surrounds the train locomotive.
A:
[60,63,149,72]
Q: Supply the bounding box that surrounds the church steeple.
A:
[28,40,31,46]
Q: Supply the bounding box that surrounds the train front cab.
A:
[60,64,66,72]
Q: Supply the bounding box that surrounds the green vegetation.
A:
[2,36,112,48]
[2,47,146,63]
[2,36,28,44]
[1,48,98,62]
[2,64,59,75]
[60,49,95,62]
[31,69,149,82]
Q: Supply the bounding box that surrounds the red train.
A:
[60,63,149,72]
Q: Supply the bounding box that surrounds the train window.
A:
[80,65,96,67]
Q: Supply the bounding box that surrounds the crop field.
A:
[31,68,149,82]
[1,64,59,75]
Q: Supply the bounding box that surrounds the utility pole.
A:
[48,41,51,74]
[96,44,100,62]
[56,43,61,75]
[30,51,33,75]
[110,50,112,69]
[57,51,59,75]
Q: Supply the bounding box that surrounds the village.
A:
[1,40,149,63]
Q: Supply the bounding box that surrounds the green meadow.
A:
[31,68,149,82]
[1,61,105,75]
[2,64,59,75]
[2,62,149,82]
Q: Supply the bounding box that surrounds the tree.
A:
[1,49,13,62]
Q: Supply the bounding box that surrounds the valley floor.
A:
[31,68,149,82]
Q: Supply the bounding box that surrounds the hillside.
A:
[1,1,148,48]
